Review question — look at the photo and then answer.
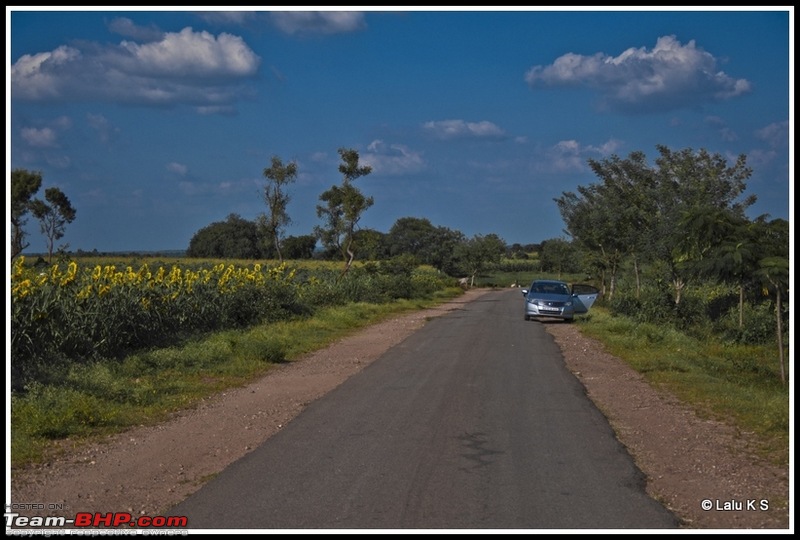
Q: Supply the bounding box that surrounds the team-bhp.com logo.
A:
[6,504,188,533]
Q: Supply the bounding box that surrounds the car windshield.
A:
[532,282,570,295]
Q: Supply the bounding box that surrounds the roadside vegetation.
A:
[10,144,790,471]
[10,255,462,467]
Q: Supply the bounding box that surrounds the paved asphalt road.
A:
[170,289,679,531]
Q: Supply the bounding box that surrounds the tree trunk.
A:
[608,273,617,303]
[672,278,685,305]
[338,240,354,281]
[775,288,786,386]
[274,235,283,264]
[738,284,744,329]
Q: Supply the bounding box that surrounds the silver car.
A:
[521,279,599,322]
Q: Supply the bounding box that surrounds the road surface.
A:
[169,289,679,530]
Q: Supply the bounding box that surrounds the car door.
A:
[570,283,600,314]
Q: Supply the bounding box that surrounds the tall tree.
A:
[187,214,261,259]
[29,186,77,263]
[756,256,789,386]
[679,208,765,328]
[454,233,506,287]
[538,238,582,278]
[555,183,626,300]
[10,168,43,260]
[557,151,657,301]
[559,146,756,305]
[652,145,755,305]
[281,234,317,260]
[753,218,789,386]
[314,148,373,278]
[261,156,298,262]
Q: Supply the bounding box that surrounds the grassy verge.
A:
[574,307,790,466]
[11,288,463,469]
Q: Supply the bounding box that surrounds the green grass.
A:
[10,288,463,468]
[574,307,790,466]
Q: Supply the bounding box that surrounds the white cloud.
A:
[543,139,620,173]
[362,140,425,175]
[117,27,259,77]
[86,113,119,143]
[269,11,366,36]
[107,17,164,42]
[755,120,789,149]
[525,35,751,113]
[10,46,81,100]
[20,126,58,148]
[53,116,72,130]
[196,11,259,26]
[10,28,261,111]
[704,115,739,142]
[196,105,237,116]
[423,119,507,140]
[167,162,189,175]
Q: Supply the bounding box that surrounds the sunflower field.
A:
[10,256,454,391]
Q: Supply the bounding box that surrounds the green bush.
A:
[715,302,779,345]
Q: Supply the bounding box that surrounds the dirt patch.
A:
[10,288,790,530]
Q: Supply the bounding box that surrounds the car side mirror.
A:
[521,289,528,295]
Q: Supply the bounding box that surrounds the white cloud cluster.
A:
[423,119,507,140]
[20,126,58,148]
[196,11,258,27]
[755,120,789,149]
[525,35,751,113]
[269,11,366,36]
[118,27,258,77]
[362,140,425,175]
[10,27,261,109]
[166,162,189,175]
[107,17,164,42]
[541,138,622,173]
[86,113,119,144]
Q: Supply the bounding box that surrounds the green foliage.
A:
[714,302,782,345]
[452,233,506,280]
[11,168,76,262]
[556,145,764,305]
[187,213,263,259]
[490,258,540,274]
[281,234,317,259]
[538,238,583,276]
[608,275,783,347]
[314,148,374,276]
[260,156,298,262]
[30,186,77,262]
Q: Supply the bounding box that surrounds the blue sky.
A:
[7,7,793,254]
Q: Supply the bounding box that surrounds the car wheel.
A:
[524,315,530,321]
